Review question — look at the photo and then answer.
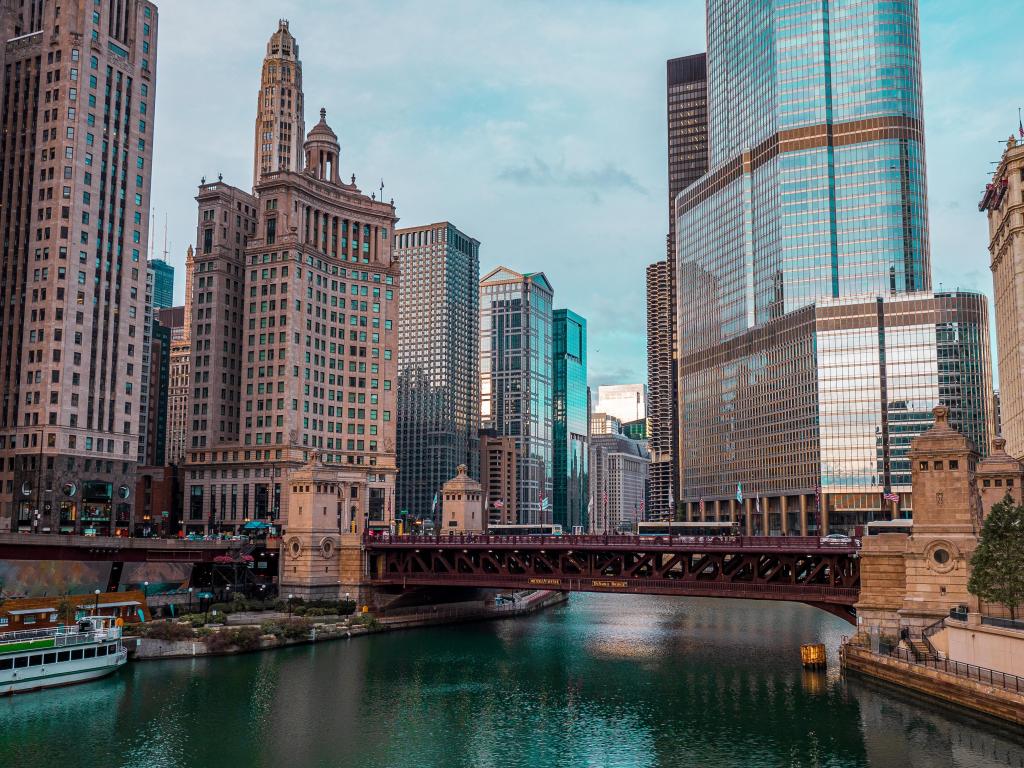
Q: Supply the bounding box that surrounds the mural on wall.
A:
[0,561,113,598]
[120,562,192,594]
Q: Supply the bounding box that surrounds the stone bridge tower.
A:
[856,406,983,637]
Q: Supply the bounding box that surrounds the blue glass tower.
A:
[553,309,588,532]
[151,259,175,309]
[677,0,993,532]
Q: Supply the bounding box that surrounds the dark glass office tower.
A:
[395,223,480,524]
[553,309,588,532]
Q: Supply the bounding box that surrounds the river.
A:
[1,593,1022,768]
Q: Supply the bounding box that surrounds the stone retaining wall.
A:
[842,642,1024,726]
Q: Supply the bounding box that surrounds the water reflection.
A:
[0,594,1022,768]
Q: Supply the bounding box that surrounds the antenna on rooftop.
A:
[162,213,168,262]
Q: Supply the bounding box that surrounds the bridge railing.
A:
[364,532,859,551]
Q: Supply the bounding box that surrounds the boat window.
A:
[0,659,12,670]
[84,648,96,659]
[107,644,116,653]
[14,657,28,668]
[97,646,108,657]
[28,655,43,667]
[70,649,83,660]
[57,651,70,662]
[43,653,56,664]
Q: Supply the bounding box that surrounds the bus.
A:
[636,521,740,538]
[486,524,563,537]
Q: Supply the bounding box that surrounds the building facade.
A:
[595,384,646,425]
[479,429,516,527]
[647,54,708,522]
[151,258,173,309]
[159,305,189,465]
[0,0,158,533]
[590,412,621,436]
[182,25,399,536]
[675,0,993,532]
[590,433,649,534]
[552,308,588,533]
[143,319,170,467]
[394,222,479,525]
[982,134,1024,457]
[479,267,554,524]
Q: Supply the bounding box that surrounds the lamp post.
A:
[287,593,294,619]
[188,587,193,613]
[93,588,101,616]
[143,581,149,599]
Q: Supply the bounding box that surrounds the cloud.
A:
[497,156,647,196]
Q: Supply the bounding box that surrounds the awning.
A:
[75,600,141,609]
[6,607,56,615]
[242,520,270,530]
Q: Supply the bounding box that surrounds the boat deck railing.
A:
[0,624,120,649]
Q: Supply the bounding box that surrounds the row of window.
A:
[0,644,117,671]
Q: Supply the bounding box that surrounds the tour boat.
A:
[0,616,127,695]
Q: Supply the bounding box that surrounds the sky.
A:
[148,0,1023,387]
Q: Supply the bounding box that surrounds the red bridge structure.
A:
[364,533,861,622]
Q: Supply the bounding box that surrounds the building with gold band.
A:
[676,0,994,533]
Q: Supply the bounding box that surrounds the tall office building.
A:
[159,305,189,465]
[479,267,554,524]
[553,309,588,532]
[150,258,173,309]
[253,19,304,188]
[590,432,649,534]
[676,0,993,533]
[647,54,708,520]
[0,1,158,534]
[596,384,646,425]
[394,222,480,524]
[183,23,399,535]
[143,319,170,467]
[982,135,1024,457]
[480,429,516,527]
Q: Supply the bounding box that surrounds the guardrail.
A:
[879,640,1024,694]
[365,532,860,551]
[982,615,1024,631]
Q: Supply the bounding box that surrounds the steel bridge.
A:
[364,533,861,622]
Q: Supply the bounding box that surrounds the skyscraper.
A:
[0,0,158,534]
[479,267,554,524]
[394,223,480,525]
[590,432,649,534]
[676,0,993,533]
[553,309,588,533]
[648,53,709,520]
[159,305,189,466]
[183,23,399,535]
[150,258,174,309]
[982,135,1024,457]
[253,19,304,188]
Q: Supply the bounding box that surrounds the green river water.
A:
[1,593,1022,768]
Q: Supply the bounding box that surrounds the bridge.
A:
[0,532,252,563]
[364,533,861,622]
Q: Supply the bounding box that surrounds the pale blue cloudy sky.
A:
[149,0,1021,386]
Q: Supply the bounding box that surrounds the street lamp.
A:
[287,593,294,619]
[93,588,101,615]
[143,581,149,599]
[188,587,194,613]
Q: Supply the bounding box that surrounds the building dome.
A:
[304,108,340,183]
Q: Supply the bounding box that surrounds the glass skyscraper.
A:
[676,0,994,533]
[395,223,480,525]
[553,309,588,532]
[151,259,175,309]
[480,267,554,524]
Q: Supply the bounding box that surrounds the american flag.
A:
[494,499,504,509]
[883,492,899,504]
[639,499,645,517]
[603,491,608,507]
[699,497,705,517]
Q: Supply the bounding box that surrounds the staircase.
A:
[908,638,932,661]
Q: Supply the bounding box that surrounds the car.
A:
[820,533,852,545]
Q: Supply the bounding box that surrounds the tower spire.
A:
[253,19,305,189]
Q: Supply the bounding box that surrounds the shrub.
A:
[143,621,196,641]
[230,626,263,651]
[281,617,313,639]
[260,620,285,638]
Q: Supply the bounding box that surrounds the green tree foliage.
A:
[968,495,1024,619]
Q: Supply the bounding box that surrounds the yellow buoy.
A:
[800,643,827,669]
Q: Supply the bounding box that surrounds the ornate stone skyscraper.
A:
[253,19,305,188]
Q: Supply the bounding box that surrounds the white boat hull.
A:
[0,649,127,695]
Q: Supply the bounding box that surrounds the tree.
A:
[968,494,1024,619]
